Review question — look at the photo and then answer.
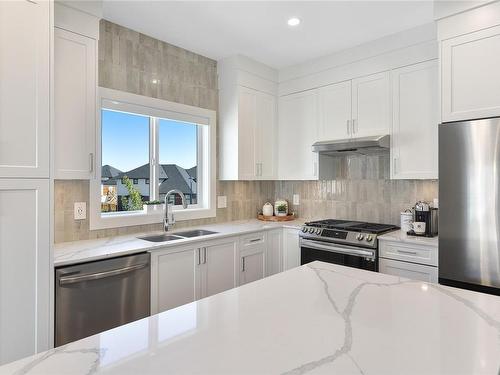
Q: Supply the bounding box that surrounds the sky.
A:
[102,110,198,172]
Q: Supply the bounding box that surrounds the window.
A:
[90,88,216,230]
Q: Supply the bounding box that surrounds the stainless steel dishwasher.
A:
[55,252,150,346]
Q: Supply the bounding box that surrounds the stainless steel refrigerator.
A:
[439,117,500,295]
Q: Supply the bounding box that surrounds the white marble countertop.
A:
[54,219,305,267]
[378,229,439,247]
[2,261,499,374]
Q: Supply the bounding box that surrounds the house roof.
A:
[186,166,197,181]
[159,164,197,195]
[119,163,150,179]
[102,164,122,178]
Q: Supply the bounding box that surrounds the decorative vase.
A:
[262,202,274,217]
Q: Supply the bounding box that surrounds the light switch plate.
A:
[217,196,227,209]
[74,202,87,220]
[293,194,300,205]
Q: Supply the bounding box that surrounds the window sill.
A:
[90,207,216,231]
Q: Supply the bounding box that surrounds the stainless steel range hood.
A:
[312,135,390,156]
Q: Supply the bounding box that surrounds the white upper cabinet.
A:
[219,86,277,180]
[0,179,50,365]
[318,81,352,141]
[278,90,319,180]
[255,91,277,179]
[0,1,50,178]
[351,71,391,137]
[391,60,438,179]
[54,28,97,179]
[441,24,500,122]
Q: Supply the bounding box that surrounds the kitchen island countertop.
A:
[1,261,499,374]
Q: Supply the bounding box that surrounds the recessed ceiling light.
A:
[287,17,300,27]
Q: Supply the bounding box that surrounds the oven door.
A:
[300,238,377,272]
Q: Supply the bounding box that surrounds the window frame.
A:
[90,87,216,230]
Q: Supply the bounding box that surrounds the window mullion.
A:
[149,117,160,202]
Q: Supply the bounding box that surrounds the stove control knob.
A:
[315,228,321,235]
[366,235,373,242]
[301,227,308,233]
[308,228,315,234]
[356,234,364,241]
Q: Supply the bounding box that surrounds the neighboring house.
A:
[159,164,197,205]
[101,163,197,211]
[101,165,122,212]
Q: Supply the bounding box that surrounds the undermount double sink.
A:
[138,229,218,243]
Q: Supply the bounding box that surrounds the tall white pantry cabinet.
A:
[0,0,52,365]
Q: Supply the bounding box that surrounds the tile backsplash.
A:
[53,20,438,243]
[274,154,438,225]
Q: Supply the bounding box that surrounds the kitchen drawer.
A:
[379,258,438,283]
[239,232,266,248]
[379,240,438,266]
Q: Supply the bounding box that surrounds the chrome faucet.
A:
[164,189,188,231]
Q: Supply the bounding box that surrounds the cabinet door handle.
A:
[346,120,350,135]
[242,256,246,272]
[397,249,418,255]
[197,248,201,265]
[260,163,263,177]
[203,247,207,264]
[89,153,94,173]
[393,157,398,175]
[352,119,357,134]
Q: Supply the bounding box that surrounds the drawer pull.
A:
[249,238,261,243]
[397,249,418,255]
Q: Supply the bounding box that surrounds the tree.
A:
[120,176,143,211]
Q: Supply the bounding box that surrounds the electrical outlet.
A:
[217,196,227,209]
[293,194,300,205]
[74,202,87,220]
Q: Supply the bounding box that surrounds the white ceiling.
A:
[102,1,435,69]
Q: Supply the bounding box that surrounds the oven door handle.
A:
[300,239,375,258]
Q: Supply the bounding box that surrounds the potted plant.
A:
[143,200,164,214]
[275,202,288,217]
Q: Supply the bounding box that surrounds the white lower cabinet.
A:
[239,232,266,285]
[379,258,438,283]
[151,246,198,314]
[151,228,302,314]
[240,248,265,285]
[283,228,301,270]
[202,239,238,298]
[0,180,50,365]
[151,238,238,314]
[266,229,283,276]
[379,239,438,283]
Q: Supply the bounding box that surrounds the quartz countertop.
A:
[2,261,499,374]
[54,219,305,267]
[378,229,438,247]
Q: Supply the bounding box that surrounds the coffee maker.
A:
[412,201,438,237]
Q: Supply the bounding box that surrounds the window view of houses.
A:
[101,164,197,212]
[100,110,198,213]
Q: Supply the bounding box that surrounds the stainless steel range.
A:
[300,219,399,272]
